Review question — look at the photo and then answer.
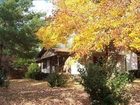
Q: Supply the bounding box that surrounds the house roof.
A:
[36,48,46,58]
[52,48,70,53]
[36,48,70,63]
[42,51,57,59]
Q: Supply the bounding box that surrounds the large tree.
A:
[0,0,45,59]
[36,0,140,58]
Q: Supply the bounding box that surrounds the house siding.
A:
[126,52,138,70]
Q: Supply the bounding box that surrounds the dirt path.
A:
[0,79,90,105]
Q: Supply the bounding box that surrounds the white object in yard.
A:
[64,57,85,75]
[71,62,85,75]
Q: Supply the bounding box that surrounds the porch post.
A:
[50,59,52,73]
[57,56,60,73]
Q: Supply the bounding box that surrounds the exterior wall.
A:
[138,54,140,69]
[69,52,138,74]
[116,52,138,71]
[38,61,51,73]
[126,52,138,70]
[38,57,66,73]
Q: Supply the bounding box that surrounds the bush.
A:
[46,73,69,87]
[78,62,130,105]
[79,63,111,105]
[12,58,34,70]
[107,72,130,105]
[34,72,49,80]
[0,67,9,87]
[25,63,40,79]
[128,70,135,82]
[11,58,35,79]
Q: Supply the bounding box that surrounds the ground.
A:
[0,79,90,105]
[0,79,140,105]
[129,80,140,105]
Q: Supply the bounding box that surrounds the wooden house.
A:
[36,48,70,73]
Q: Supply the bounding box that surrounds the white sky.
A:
[32,0,55,16]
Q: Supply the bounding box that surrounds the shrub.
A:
[25,63,40,79]
[34,72,49,80]
[0,67,9,87]
[46,73,69,87]
[11,58,35,79]
[12,58,34,70]
[79,63,111,105]
[106,72,130,105]
[129,70,138,79]
[78,62,130,105]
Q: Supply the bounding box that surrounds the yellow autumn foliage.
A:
[36,0,140,57]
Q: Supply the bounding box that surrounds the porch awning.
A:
[36,51,57,63]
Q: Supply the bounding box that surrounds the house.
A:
[92,51,140,71]
[36,48,82,74]
[125,51,140,77]
[36,48,69,73]
[115,51,140,71]
[36,48,140,76]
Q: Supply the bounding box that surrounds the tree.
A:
[36,1,138,104]
[36,0,140,58]
[0,0,45,59]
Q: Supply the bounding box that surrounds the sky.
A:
[0,0,55,16]
[32,0,55,16]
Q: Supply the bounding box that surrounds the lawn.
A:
[0,79,90,105]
